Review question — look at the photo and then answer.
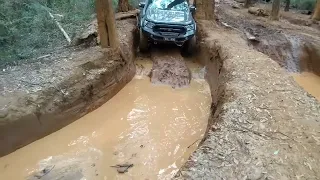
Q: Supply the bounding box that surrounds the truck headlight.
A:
[186,24,195,31]
[145,20,155,29]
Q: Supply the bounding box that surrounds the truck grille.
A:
[153,25,186,36]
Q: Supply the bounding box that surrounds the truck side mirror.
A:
[139,2,146,8]
[189,5,196,13]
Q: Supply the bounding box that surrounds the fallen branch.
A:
[37,54,51,60]
[187,138,202,148]
[231,122,279,140]
[275,131,298,142]
[111,163,134,173]
[47,11,71,44]
[115,9,140,20]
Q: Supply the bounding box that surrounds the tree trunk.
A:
[244,0,251,8]
[195,0,214,20]
[96,0,120,48]
[270,0,281,20]
[118,0,130,12]
[312,0,320,21]
[284,0,290,11]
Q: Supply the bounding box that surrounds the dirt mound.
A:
[300,42,320,76]
[0,18,137,157]
[150,48,191,88]
[217,2,320,74]
[175,20,320,180]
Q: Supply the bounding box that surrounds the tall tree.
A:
[270,0,281,20]
[244,0,251,8]
[194,0,214,20]
[312,0,320,20]
[284,0,290,11]
[96,0,120,48]
[118,0,130,12]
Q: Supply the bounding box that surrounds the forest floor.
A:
[176,0,320,179]
[217,0,320,73]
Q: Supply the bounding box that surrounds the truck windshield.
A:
[150,0,189,11]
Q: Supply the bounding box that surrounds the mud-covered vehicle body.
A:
[138,0,196,53]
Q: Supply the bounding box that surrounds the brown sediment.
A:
[175,19,320,180]
[0,59,212,180]
[150,47,191,88]
[299,43,320,76]
[292,72,320,101]
[0,19,137,157]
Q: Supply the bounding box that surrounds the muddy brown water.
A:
[293,72,320,101]
[0,60,211,180]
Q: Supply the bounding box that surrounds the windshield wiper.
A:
[166,0,184,9]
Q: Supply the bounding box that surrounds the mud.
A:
[293,72,320,101]
[300,42,320,76]
[216,0,320,103]
[0,18,137,157]
[217,1,320,74]
[150,47,191,88]
[175,20,320,180]
[0,58,211,180]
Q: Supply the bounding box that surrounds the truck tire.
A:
[139,29,149,52]
[182,35,196,56]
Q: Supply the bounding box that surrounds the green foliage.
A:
[288,0,317,11]
[0,0,140,66]
[129,0,141,8]
[112,0,140,10]
[0,0,95,65]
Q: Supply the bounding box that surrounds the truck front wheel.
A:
[183,35,196,56]
[139,29,149,52]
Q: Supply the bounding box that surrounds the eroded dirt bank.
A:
[0,19,137,157]
[217,0,320,76]
[0,56,212,180]
[175,21,320,179]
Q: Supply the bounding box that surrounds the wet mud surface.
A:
[293,72,320,101]
[0,57,211,180]
[150,47,191,88]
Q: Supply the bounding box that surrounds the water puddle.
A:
[0,61,211,180]
[293,72,320,101]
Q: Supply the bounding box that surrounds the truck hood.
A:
[146,8,191,24]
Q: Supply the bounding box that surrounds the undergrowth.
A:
[0,0,315,66]
[0,0,139,67]
[289,0,316,11]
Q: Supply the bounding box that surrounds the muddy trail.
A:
[1,7,320,180]
[216,0,320,102]
[0,49,211,180]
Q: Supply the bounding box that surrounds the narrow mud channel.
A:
[0,58,211,180]
[293,72,320,101]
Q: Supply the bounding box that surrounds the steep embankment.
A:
[0,19,137,157]
[175,21,320,179]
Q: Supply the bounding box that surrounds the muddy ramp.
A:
[150,47,191,88]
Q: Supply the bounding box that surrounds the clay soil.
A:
[150,46,191,88]
[217,0,320,74]
[0,18,137,156]
[175,1,320,179]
